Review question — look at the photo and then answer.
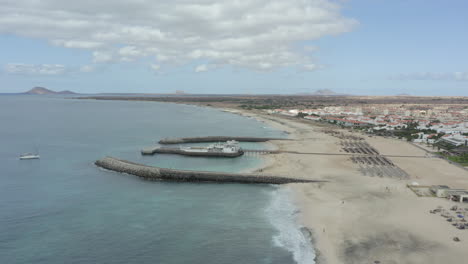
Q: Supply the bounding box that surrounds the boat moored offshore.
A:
[19,153,40,160]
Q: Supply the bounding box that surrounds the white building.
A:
[412,132,437,144]
[430,185,468,202]
[437,134,468,147]
[430,185,450,197]
[304,115,321,121]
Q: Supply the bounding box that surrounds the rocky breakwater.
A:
[158,136,287,144]
[95,157,318,184]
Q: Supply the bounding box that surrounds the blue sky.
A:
[1,0,467,95]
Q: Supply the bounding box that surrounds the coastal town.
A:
[241,102,468,263]
[268,104,468,166]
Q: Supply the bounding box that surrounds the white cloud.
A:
[195,64,209,73]
[79,65,94,72]
[3,63,98,75]
[150,64,161,72]
[0,0,357,70]
[454,72,468,81]
[4,63,67,75]
[52,40,103,49]
[118,46,145,61]
[304,45,319,52]
[92,51,113,63]
[303,64,321,71]
[391,72,468,81]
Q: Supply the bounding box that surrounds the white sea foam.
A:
[265,186,316,264]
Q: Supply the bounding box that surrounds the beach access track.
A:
[158,136,288,144]
[142,147,430,158]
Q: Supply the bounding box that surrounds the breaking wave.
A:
[265,187,316,264]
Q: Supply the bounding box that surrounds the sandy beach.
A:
[232,109,468,264]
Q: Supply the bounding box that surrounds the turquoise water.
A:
[0,96,314,264]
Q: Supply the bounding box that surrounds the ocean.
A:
[0,95,315,264]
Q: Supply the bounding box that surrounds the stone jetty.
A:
[95,157,317,184]
[141,147,244,157]
[158,136,286,144]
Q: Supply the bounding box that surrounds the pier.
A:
[158,136,287,144]
[95,157,318,184]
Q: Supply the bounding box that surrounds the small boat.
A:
[19,153,40,160]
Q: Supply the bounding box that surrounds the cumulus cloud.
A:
[454,72,468,81]
[150,64,161,73]
[303,45,319,52]
[3,63,97,75]
[4,63,67,75]
[195,64,210,73]
[303,64,322,71]
[0,0,357,71]
[79,65,94,72]
[52,40,103,49]
[92,51,113,63]
[391,72,468,81]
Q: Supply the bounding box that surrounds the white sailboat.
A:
[19,148,40,160]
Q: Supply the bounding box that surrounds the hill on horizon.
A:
[313,89,337,95]
[24,87,77,95]
[296,89,345,96]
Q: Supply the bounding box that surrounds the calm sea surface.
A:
[0,96,315,264]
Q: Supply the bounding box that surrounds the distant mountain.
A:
[24,87,77,95]
[313,89,337,95]
[294,89,347,96]
[396,93,411,96]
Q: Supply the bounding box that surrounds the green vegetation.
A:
[392,121,439,141]
[448,156,468,166]
[239,104,281,110]
[438,152,468,167]
[393,121,419,141]
[353,126,367,131]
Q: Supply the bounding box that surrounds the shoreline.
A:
[222,107,468,264]
[219,108,325,263]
